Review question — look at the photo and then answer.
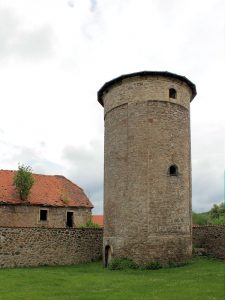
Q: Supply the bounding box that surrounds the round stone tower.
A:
[98,71,197,266]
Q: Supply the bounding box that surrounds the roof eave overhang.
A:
[98,71,197,106]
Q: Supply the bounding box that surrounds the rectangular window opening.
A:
[66,211,74,227]
[40,209,48,221]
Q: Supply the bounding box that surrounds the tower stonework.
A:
[98,71,197,266]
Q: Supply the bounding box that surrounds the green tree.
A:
[13,164,35,201]
[192,202,225,225]
[209,202,225,224]
[210,203,225,219]
[218,202,225,214]
[192,212,209,225]
[210,204,220,219]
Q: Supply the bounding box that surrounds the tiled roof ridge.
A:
[0,169,93,208]
[0,170,83,189]
[54,174,84,191]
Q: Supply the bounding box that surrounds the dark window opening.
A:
[169,165,178,176]
[40,209,48,221]
[66,211,74,227]
[169,88,177,99]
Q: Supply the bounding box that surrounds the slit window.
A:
[169,88,177,99]
[40,209,48,221]
[66,211,74,227]
[169,165,178,176]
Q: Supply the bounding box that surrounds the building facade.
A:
[98,71,197,266]
[0,170,93,228]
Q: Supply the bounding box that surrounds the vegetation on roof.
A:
[13,164,35,201]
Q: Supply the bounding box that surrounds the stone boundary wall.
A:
[0,227,103,268]
[192,225,225,259]
[1,226,224,268]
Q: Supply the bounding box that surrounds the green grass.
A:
[0,257,224,300]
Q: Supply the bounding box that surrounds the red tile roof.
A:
[92,215,104,227]
[0,170,93,208]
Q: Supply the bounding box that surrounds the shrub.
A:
[108,258,138,270]
[108,258,191,271]
[61,193,69,204]
[143,261,162,270]
[192,212,209,225]
[209,215,225,225]
[78,220,100,229]
[192,203,225,225]
[13,164,35,201]
[166,261,189,268]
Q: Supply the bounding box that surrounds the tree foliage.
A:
[193,202,225,225]
[13,164,35,201]
[209,203,225,224]
[192,212,209,225]
[210,203,225,219]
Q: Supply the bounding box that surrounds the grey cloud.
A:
[0,8,54,62]
[62,140,103,213]
[192,162,223,212]
[67,0,75,8]
[192,122,224,212]
[4,145,63,176]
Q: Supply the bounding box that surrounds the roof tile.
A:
[0,170,93,208]
[92,215,104,227]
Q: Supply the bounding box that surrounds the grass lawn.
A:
[0,257,224,300]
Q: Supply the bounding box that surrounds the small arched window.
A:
[169,164,178,176]
[169,88,177,99]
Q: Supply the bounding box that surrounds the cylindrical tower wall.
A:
[99,72,196,265]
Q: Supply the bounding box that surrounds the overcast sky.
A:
[0,0,224,213]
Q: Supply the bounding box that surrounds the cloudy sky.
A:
[0,0,224,213]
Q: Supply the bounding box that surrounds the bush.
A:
[108,258,138,270]
[209,215,225,225]
[108,258,190,271]
[192,203,225,225]
[166,261,189,268]
[78,220,100,229]
[143,261,162,270]
[13,164,35,201]
[192,212,209,225]
[209,203,225,224]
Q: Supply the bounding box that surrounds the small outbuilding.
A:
[92,215,104,227]
[0,170,93,228]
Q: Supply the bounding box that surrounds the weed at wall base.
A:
[108,258,138,270]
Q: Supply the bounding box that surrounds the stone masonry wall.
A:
[0,226,224,268]
[192,225,225,259]
[0,205,91,228]
[0,227,103,268]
